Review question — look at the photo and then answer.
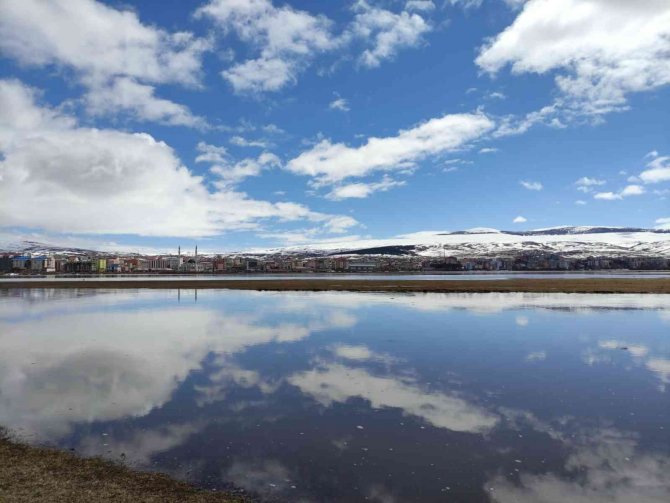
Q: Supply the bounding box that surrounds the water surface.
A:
[2,271,670,282]
[1,288,669,502]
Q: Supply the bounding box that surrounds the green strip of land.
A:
[1,278,670,293]
[0,432,245,503]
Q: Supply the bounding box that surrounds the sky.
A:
[0,0,669,254]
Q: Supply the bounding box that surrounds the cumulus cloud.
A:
[331,344,374,361]
[288,362,498,433]
[513,216,527,223]
[230,136,270,148]
[0,0,209,126]
[476,0,670,117]
[0,290,360,439]
[488,428,670,503]
[83,77,206,128]
[638,154,670,184]
[195,142,228,164]
[349,1,431,68]
[520,180,542,191]
[326,176,405,200]
[196,0,335,93]
[197,0,433,93]
[209,152,281,187]
[575,176,606,193]
[287,112,494,185]
[0,79,357,237]
[594,184,645,201]
[219,56,298,94]
[406,1,436,12]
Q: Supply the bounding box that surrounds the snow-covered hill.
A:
[2,227,670,259]
[253,227,670,259]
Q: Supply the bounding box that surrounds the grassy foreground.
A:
[0,432,246,503]
[2,277,670,293]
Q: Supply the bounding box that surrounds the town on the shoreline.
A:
[2,247,669,275]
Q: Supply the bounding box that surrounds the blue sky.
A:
[0,0,669,253]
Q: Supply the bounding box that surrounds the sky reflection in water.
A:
[0,288,669,502]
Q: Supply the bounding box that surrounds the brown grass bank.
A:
[1,278,670,293]
[0,432,246,503]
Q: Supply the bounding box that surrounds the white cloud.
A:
[83,77,206,128]
[486,91,506,100]
[575,176,606,193]
[520,180,542,191]
[575,200,587,205]
[288,362,498,433]
[621,184,645,196]
[516,315,529,326]
[329,97,350,112]
[594,184,645,201]
[525,351,547,362]
[0,291,357,439]
[197,0,433,92]
[331,344,374,361]
[326,176,405,200]
[350,1,431,68]
[488,428,670,503]
[593,192,620,201]
[195,142,228,164]
[638,155,670,184]
[513,216,527,223]
[196,0,335,93]
[287,112,494,185]
[230,136,270,148]
[449,0,484,8]
[493,104,565,137]
[477,0,670,117]
[210,152,281,187]
[221,56,297,94]
[406,1,436,12]
[479,147,498,154]
[0,79,357,237]
[0,0,209,126]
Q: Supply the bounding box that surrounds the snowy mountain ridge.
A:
[1,227,670,259]
[252,227,670,259]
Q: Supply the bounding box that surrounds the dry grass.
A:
[2,277,670,293]
[0,431,247,503]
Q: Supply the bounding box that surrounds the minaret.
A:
[195,245,198,272]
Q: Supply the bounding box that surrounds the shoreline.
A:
[0,431,246,502]
[1,278,670,293]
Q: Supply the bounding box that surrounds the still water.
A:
[1,288,669,502]
[2,271,670,281]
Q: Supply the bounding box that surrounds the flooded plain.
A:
[1,288,669,502]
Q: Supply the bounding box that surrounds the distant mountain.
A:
[2,227,670,259]
[253,227,670,259]
[0,240,110,257]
